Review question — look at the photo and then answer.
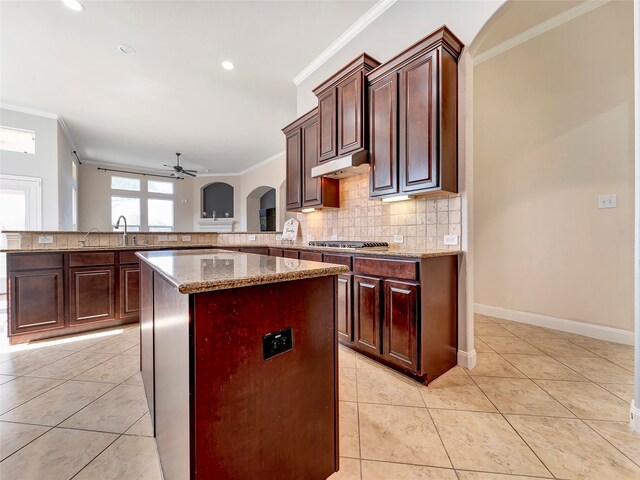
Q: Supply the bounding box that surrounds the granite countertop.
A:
[136,249,350,294]
[0,244,216,253]
[275,244,460,259]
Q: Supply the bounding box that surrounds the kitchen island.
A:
[137,248,348,480]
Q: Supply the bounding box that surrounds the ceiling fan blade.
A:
[163,164,173,168]
[182,170,197,177]
[184,169,198,173]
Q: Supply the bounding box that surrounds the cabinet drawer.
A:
[268,248,284,257]
[119,251,140,265]
[354,257,418,281]
[69,252,115,267]
[283,250,299,259]
[300,251,323,262]
[323,254,352,270]
[8,253,63,271]
[240,247,269,255]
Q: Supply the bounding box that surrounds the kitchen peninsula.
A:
[137,248,348,480]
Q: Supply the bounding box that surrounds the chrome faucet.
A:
[114,216,129,246]
[79,227,99,247]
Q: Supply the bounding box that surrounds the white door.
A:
[0,174,42,294]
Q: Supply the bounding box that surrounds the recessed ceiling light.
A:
[221,61,234,71]
[61,0,84,12]
[119,45,136,56]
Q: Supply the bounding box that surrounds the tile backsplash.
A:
[295,174,462,250]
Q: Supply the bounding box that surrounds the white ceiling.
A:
[0,0,374,173]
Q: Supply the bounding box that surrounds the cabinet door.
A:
[69,267,115,325]
[399,49,439,193]
[337,273,353,344]
[318,89,337,162]
[337,72,363,156]
[8,269,64,335]
[285,129,302,210]
[302,115,322,207]
[369,74,399,197]
[353,275,382,356]
[119,265,140,320]
[384,280,419,370]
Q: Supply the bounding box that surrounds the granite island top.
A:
[136,248,350,294]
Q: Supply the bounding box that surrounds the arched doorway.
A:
[246,186,276,232]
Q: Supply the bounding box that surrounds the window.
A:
[148,198,174,232]
[111,176,140,191]
[111,196,141,231]
[148,180,174,195]
[0,126,35,154]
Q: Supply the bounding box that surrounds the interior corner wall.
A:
[239,152,286,232]
[474,1,635,331]
[0,108,60,230]
[57,122,74,230]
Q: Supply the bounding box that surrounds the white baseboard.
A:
[475,304,634,345]
[457,349,477,369]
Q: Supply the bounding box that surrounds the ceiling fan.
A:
[164,153,197,177]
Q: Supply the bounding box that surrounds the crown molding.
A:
[238,150,286,175]
[474,0,610,65]
[292,0,398,86]
[0,103,59,120]
[57,116,78,154]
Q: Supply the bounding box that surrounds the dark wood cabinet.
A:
[336,273,353,343]
[353,275,382,355]
[119,265,140,320]
[69,266,115,325]
[384,280,419,370]
[268,248,284,257]
[8,269,65,334]
[239,247,269,255]
[313,54,380,163]
[368,26,463,198]
[283,108,339,212]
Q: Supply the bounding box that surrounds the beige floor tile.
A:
[361,460,457,479]
[359,403,450,468]
[1,380,115,426]
[507,415,640,479]
[524,338,596,358]
[456,472,552,480]
[74,434,162,480]
[500,354,588,381]
[499,323,558,339]
[586,420,640,466]
[122,345,140,356]
[608,355,635,372]
[483,316,514,325]
[123,371,143,385]
[566,337,634,358]
[0,427,117,480]
[82,333,140,355]
[355,353,383,371]
[429,409,548,476]
[0,349,73,376]
[0,376,64,415]
[599,382,634,402]
[75,353,140,384]
[474,315,495,325]
[0,350,28,363]
[474,324,515,337]
[477,336,543,354]
[339,346,357,368]
[534,380,629,421]
[357,363,424,407]
[466,353,525,378]
[420,371,496,412]
[0,375,16,385]
[339,368,357,402]
[328,458,361,480]
[61,384,148,433]
[339,401,360,458]
[473,377,573,417]
[554,356,633,384]
[474,337,494,353]
[24,352,115,380]
[0,421,50,461]
[125,412,154,437]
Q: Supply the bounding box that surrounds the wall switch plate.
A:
[168,235,177,242]
[331,234,338,241]
[181,235,191,242]
[394,235,404,244]
[157,235,168,242]
[598,194,617,209]
[444,234,459,246]
[248,235,256,241]
[38,236,53,244]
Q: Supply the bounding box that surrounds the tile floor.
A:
[1,311,639,479]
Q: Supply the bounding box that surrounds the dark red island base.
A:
[137,249,348,480]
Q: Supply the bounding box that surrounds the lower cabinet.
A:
[9,269,65,334]
[353,275,382,355]
[119,265,140,320]
[69,267,116,325]
[384,280,419,370]
[336,273,353,343]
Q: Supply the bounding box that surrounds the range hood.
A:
[310,151,369,179]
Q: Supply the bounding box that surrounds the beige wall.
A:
[474,1,634,331]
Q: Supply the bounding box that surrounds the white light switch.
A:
[444,235,459,246]
[181,235,191,242]
[38,236,53,244]
[394,235,404,244]
[168,235,177,242]
[248,235,256,241]
[598,194,617,209]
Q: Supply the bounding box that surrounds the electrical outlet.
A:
[598,194,617,209]
[331,234,338,241]
[275,234,283,241]
[157,235,168,242]
[394,235,404,244]
[38,236,53,244]
[248,235,256,241]
[307,235,313,242]
[181,235,191,242]
[168,235,177,242]
[444,234,459,246]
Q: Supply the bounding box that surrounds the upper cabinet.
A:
[368,27,463,198]
[282,108,339,212]
[313,54,381,163]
